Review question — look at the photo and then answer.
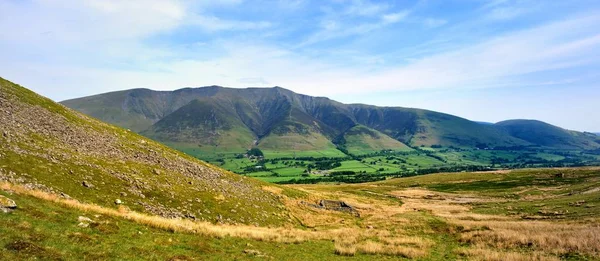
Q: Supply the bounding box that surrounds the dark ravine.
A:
[62,86,600,152]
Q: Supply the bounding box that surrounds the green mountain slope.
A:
[348,105,528,148]
[0,77,289,226]
[141,98,257,152]
[496,120,600,150]
[341,125,412,155]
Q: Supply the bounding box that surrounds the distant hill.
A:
[0,78,290,225]
[62,86,599,154]
[495,120,600,150]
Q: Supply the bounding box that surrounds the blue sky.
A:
[1,0,599,131]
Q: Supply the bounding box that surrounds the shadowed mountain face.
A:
[62,86,600,152]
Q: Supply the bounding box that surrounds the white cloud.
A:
[382,11,409,24]
[1,0,599,107]
[298,9,409,46]
[0,0,185,43]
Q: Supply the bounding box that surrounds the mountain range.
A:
[61,86,600,156]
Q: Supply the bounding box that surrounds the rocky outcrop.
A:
[301,199,360,217]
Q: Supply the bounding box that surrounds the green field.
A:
[262,148,347,159]
[198,146,600,183]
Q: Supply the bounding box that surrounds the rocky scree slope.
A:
[0,77,290,226]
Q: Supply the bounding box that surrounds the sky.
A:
[1,0,599,131]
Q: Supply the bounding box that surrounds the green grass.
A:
[332,160,377,173]
[272,167,306,176]
[262,148,347,159]
[0,191,387,260]
[343,125,413,156]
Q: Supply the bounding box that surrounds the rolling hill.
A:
[0,77,290,226]
[496,120,600,150]
[62,86,551,156]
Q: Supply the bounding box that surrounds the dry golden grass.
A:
[455,219,600,257]
[261,186,283,195]
[334,241,357,256]
[334,239,427,258]
[380,236,433,248]
[456,247,561,261]
[1,182,316,243]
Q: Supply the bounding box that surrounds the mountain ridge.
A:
[61,86,600,153]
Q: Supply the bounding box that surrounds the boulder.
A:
[0,195,17,213]
[82,180,94,188]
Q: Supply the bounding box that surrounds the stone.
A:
[0,195,17,213]
[114,199,122,205]
[153,169,161,175]
[78,216,93,223]
[82,180,94,188]
[120,192,128,197]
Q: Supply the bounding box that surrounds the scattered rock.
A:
[152,169,161,175]
[0,195,17,213]
[82,180,94,188]
[60,192,71,199]
[243,249,262,256]
[77,222,89,228]
[77,216,94,228]
[569,200,586,207]
[114,199,122,205]
[120,192,127,197]
[78,216,93,223]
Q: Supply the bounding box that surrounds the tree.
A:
[247,148,264,157]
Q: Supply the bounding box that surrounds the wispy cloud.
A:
[190,15,272,31]
[342,0,390,17]
[423,18,447,28]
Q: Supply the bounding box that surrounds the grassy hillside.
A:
[142,99,257,153]
[496,120,600,150]
[0,77,290,226]
[341,125,412,155]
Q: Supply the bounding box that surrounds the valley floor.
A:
[2,167,600,260]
